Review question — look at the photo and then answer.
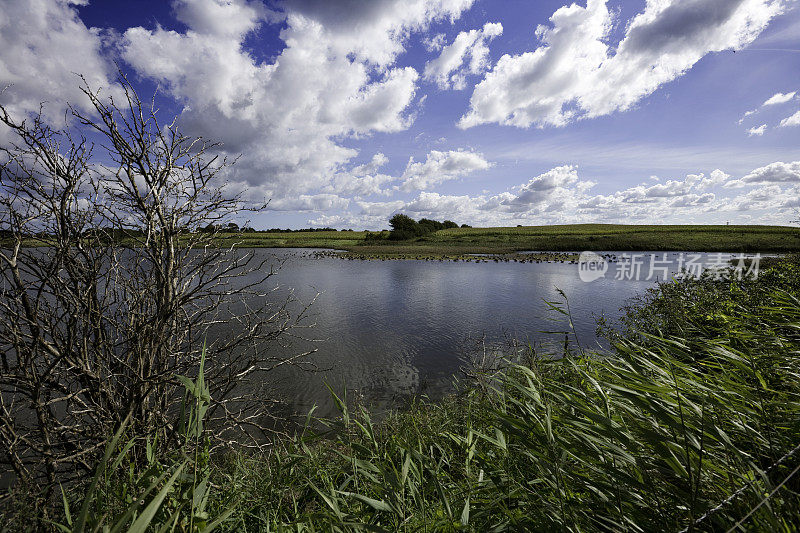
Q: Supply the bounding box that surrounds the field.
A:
[209,224,800,257]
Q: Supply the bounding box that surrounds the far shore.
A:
[206,223,800,259]
[8,224,798,261]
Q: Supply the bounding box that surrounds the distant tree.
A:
[389,213,422,240]
[418,218,444,233]
[442,220,458,229]
[227,222,240,232]
[461,224,472,228]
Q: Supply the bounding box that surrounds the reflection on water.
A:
[219,249,757,418]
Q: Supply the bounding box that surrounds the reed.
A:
[7,259,800,531]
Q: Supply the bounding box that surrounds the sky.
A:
[1,0,800,230]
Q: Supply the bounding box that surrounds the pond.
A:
[230,249,761,419]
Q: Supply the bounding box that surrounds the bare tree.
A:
[0,76,315,494]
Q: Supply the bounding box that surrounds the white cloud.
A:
[266,193,350,212]
[322,153,396,197]
[423,32,447,52]
[748,123,768,136]
[174,0,279,37]
[741,160,800,183]
[424,22,503,90]
[310,162,799,228]
[282,0,475,67]
[739,90,796,128]
[400,149,491,191]
[697,169,731,189]
[501,165,589,211]
[460,0,785,129]
[119,0,476,199]
[0,0,119,124]
[763,91,796,105]
[739,109,758,124]
[779,110,800,127]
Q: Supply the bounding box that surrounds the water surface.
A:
[233,249,758,418]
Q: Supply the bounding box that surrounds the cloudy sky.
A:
[1,0,800,229]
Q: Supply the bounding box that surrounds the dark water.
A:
[235,249,761,418]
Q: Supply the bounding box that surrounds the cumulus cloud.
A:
[460,0,785,129]
[400,149,491,191]
[423,32,447,51]
[739,90,796,127]
[308,161,800,229]
[266,193,350,212]
[696,169,731,189]
[322,153,396,197]
[423,22,503,90]
[763,91,796,105]
[748,124,768,136]
[0,0,119,123]
[280,0,475,67]
[120,0,475,199]
[501,166,589,211]
[740,160,800,183]
[779,110,800,127]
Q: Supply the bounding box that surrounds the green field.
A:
[15,224,798,258]
[209,224,800,257]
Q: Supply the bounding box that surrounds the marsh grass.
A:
[199,260,800,531]
[11,225,799,258]
[6,260,800,531]
[44,348,235,533]
[207,224,800,255]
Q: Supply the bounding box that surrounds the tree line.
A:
[386,213,470,240]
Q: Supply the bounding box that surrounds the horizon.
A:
[1,0,800,229]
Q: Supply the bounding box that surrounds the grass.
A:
[8,256,800,531]
[206,230,367,250]
[208,224,800,259]
[12,224,800,260]
[200,260,800,531]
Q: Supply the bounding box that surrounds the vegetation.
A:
[3,80,800,530]
[6,257,800,531]
[192,224,800,259]
[207,258,800,531]
[0,76,312,510]
[9,223,799,259]
[387,214,464,240]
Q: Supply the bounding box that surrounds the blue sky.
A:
[2,0,800,229]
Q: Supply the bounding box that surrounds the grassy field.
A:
[12,224,800,259]
[209,224,800,257]
[208,230,367,249]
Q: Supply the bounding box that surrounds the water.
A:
[227,249,762,418]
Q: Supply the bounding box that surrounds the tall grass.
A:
[48,348,235,533]
[6,260,800,531]
[208,261,800,531]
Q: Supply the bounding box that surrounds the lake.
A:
[232,249,761,419]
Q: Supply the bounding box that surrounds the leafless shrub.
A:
[0,76,315,494]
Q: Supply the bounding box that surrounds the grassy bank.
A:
[209,258,800,531]
[212,224,800,258]
[9,256,800,531]
[11,224,800,259]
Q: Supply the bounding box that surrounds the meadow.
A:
[208,224,800,258]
